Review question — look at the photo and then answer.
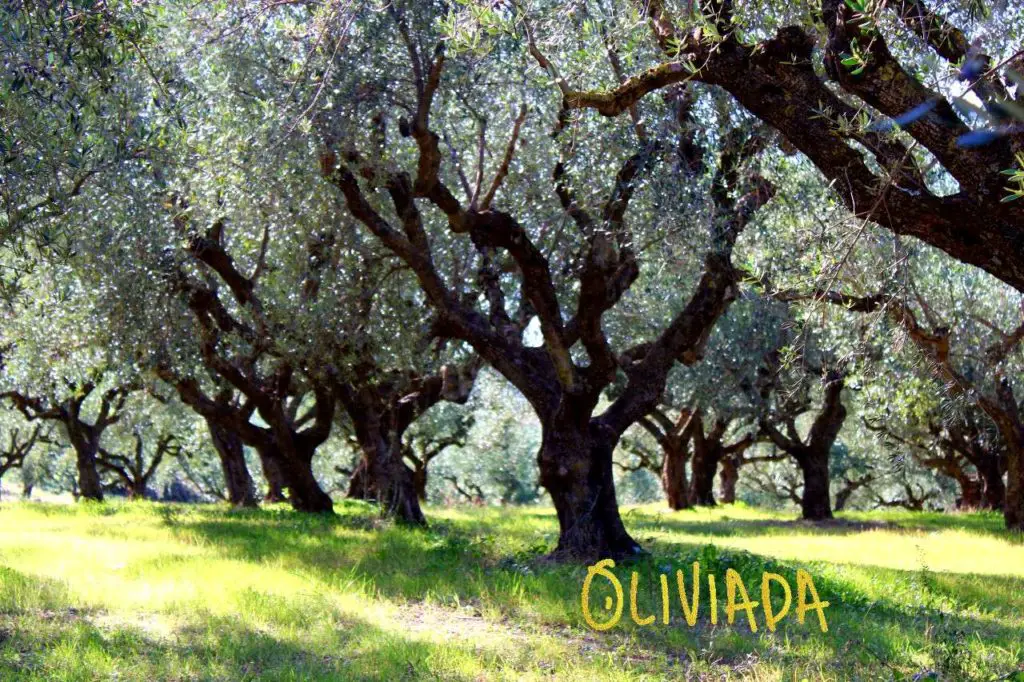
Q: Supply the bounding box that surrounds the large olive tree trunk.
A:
[538,414,641,559]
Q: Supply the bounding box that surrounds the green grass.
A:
[0,501,1022,681]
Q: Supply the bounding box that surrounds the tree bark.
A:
[797,451,833,521]
[688,447,718,506]
[352,426,425,525]
[761,370,846,521]
[955,473,984,510]
[719,455,739,504]
[255,446,288,504]
[979,461,1006,511]
[66,426,103,502]
[994,380,1024,530]
[687,417,725,507]
[538,415,642,561]
[207,421,258,508]
[126,480,148,500]
[1006,448,1024,531]
[346,457,375,500]
[336,363,477,525]
[258,444,332,512]
[661,438,690,510]
[637,409,696,510]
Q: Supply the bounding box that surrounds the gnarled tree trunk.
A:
[761,370,847,521]
[337,362,478,525]
[207,421,257,508]
[687,417,725,507]
[638,408,696,510]
[351,423,424,525]
[369,439,424,525]
[258,443,333,513]
[538,416,642,561]
[955,473,983,510]
[255,445,288,504]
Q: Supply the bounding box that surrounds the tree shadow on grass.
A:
[157,508,1024,680]
[0,566,504,681]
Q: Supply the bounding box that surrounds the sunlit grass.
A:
[0,501,1021,680]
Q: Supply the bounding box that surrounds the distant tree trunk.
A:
[797,451,833,520]
[945,420,1004,510]
[66,425,103,502]
[370,440,424,524]
[688,416,726,507]
[126,479,148,500]
[77,449,104,501]
[993,380,1024,531]
[955,473,984,509]
[719,455,739,504]
[833,485,854,512]
[761,370,846,522]
[538,415,642,561]
[661,440,690,510]
[279,450,334,513]
[977,456,1006,510]
[255,446,288,503]
[352,425,424,525]
[640,408,696,511]
[336,363,480,525]
[833,472,874,512]
[207,421,257,508]
[688,448,718,506]
[1006,450,1024,531]
[346,457,375,500]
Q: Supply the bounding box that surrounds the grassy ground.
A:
[0,501,1022,681]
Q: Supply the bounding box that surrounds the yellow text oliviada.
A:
[580,559,830,633]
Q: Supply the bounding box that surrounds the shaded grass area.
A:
[0,501,1021,680]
